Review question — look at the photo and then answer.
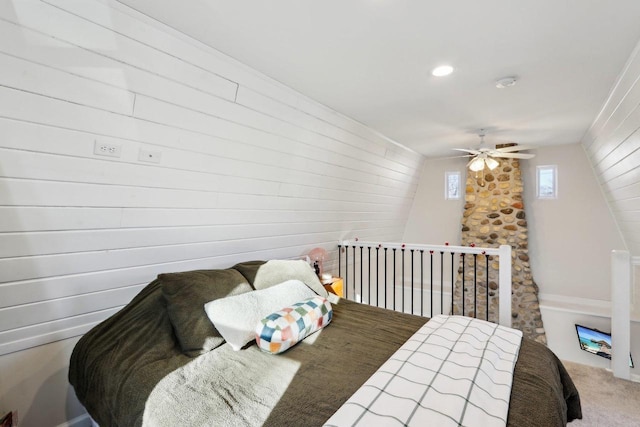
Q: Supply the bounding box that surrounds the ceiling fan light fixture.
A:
[469,157,486,172]
[485,157,500,170]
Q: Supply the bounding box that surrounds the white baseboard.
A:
[604,368,640,384]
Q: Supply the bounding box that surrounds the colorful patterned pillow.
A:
[256,296,332,354]
[204,279,317,351]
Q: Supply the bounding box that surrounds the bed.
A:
[69,260,582,426]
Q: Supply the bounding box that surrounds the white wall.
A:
[404,143,624,302]
[541,306,639,378]
[0,338,88,427]
[0,1,423,425]
[524,143,625,302]
[403,157,466,245]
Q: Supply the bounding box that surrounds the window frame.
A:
[445,171,462,200]
[536,165,558,199]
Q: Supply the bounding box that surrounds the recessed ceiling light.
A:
[432,65,454,77]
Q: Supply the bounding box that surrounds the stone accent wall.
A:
[453,153,547,344]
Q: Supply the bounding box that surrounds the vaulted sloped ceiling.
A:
[115,0,640,156]
[581,44,640,256]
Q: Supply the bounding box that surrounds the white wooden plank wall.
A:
[0,0,423,356]
[582,39,640,255]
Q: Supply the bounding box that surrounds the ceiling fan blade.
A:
[491,152,536,159]
[454,148,481,155]
[438,154,474,160]
[494,145,536,153]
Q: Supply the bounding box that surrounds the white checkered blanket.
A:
[324,315,523,427]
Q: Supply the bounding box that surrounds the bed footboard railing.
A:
[337,240,512,327]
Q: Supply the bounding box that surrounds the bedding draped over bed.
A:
[324,315,523,427]
[69,263,581,427]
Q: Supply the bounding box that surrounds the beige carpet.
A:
[563,360,640,426]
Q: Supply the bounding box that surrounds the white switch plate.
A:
[139,149,162,163]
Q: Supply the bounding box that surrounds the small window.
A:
[445,171,461,200]
[537,165,557,199]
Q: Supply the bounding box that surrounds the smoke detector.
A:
[495,76,518,88]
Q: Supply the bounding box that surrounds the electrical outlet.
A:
[138,149,162,164]
[94,140,122,158]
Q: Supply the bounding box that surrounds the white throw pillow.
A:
[252,260,328,298]
[204,279,317,351]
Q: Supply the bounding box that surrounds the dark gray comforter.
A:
[69,275,581,426]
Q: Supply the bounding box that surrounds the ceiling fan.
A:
[454,131,535,172]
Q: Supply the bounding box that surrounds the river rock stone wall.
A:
[453,153,547,344]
